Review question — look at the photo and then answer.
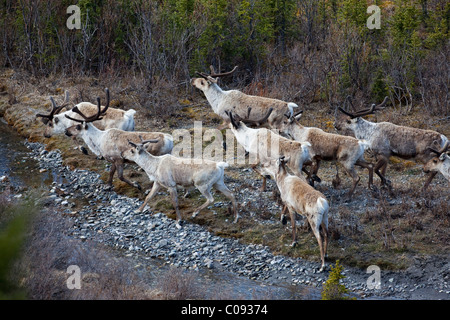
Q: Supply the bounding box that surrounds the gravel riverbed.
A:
[23,141,450,300]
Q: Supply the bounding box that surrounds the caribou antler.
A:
[352,96,388,117]
[65,97,103,123]
[128,136,160,150]
[235,107,274,126]
[64,88,110,123]
[36,90,70,124]
[196,65,238,83]
[100,88,110,114]
[285,109,303,120]
[138,135,159,145]
[428,140,450,155]
[226,111,240,129]
[208,65,238,78]
[128,139,138,148]
[338,96,388,119]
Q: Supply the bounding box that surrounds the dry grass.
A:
[14,204,148,299]
[7,197,207,300]
[155,266,201,300]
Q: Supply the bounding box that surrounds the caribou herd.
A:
[36,66,449,272]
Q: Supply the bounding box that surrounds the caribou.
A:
[227,109,312,191]
[191,65,300,129]
[278,110,373,197]
[335,96,449,189]
[423,141,450,189]
[264,156,329,272]
[64,95,173,190]
[121,139,238,225]
[37,88,136,154]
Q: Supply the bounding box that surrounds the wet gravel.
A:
[22,141,450,300]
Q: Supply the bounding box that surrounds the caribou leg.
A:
[374,155,391,186]
[422,171,438,190]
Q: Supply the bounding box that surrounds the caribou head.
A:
[190,65,238,91]
[424,140,450,173]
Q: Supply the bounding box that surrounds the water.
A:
[0,118,70,189]
[0,119,45,188]
[0,119,322,300]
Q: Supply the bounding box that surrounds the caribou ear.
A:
[439,153,446,161]
[276,156,285,168]
[207,76,217,84]
[276,158,282,170]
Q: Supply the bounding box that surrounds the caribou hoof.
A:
[332,179,341,189]
[80,146,89,155]
[280,214,287,225]
[290,241,298,248]
[133,183,142,191]
[381,179,392,187]
[175,220,185,229]
[135,204,150,214]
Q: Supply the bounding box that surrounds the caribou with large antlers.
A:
[423,141,450,189]
[64,95,173,190]
[191,65,300,129]
[334,96,449,189]
[37,88,136,154]
[36,90,71,125]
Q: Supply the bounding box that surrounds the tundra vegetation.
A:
[0,0,449,299]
